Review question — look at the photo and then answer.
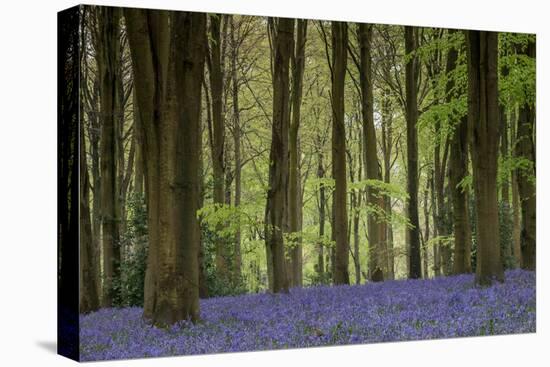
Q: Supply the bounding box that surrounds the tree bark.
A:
[230,16,242,282]
[446,36,473,275]
[510,108,522,267]
[125,9,206,325]
[208,14,230,281]
[317,150,326,280]
[171,10,207,324]
[80,118,100,313]
[331,21,350,285]
[133,89,145,196]
[466,30,504,285]
[381,89,395,280]
[358,23,385,282]
[288,19,308,287]
[422,179,430,278]
[450,115,473,274]
[265,17,294,293]
[404,26,422,279]
[97,8,121,306]
[515,40,536,271]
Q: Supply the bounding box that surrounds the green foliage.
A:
[499,33,536,107]
[499,202,517,270]
[427,235,454,252]
[201,225,248,297]
[469,198,517,272]
[113,193,148,307]
[457,174,473,193]
[499,154,535,187]
[349,179,408,201]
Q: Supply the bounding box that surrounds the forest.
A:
[60,5,536,361]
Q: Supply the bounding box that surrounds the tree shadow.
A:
[36,340,57,354]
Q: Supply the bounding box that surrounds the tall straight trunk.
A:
[381,89,395,280]
[510,108,522,267]
[230,16,242,282]
[97,8,121,306]
[466,30,503,285]
[208,14,230,280]
[288,19,308,288]
[404,26,421,279]
[171,10,207,324]
[85,78,103,301]
[446,38,473,274]
[317,150,326,280]
[133,89,145,196]
[125,9,168,321]
[515,41,536,271]
[352,190,361,284]
[433,69,452,275]
[265,17,294,293]
[198,99,209,299]
[331,21,350,285]
[450,115,473,274]
[353,146,363,284]
[422,180,430,279]
[512,163,522,266]
[347,143,362,284]
[499,63,510,205]
[125,9,206,325]
[434,136,451,275]
[358,23,385,281]
[429,172,441,276]
[80,120,100,313]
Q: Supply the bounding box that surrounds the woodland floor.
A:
[79,269,535,361]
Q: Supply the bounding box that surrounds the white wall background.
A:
[0,0,546,366]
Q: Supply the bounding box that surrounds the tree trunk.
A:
[515,41,536,271]
[429,172,441,276]
[198,97,209,299]
[317,150,326,280]
[446,36,473,275]
[125,9,206,325]
[381,89,395,280]
[331,21,350,285]
[208,14,230,281]
[265,17,294,293]
[80,119,100,313]
[133,89,145,196]
[288,19,308,288]
[422,180,430,279]
[450,115,473,274]
[171,10,207,324]
[85,77,103,302]
[466,30,503,285]
[97,8,121,307]
[358,23,385,282]
[230,16,242,282]
[510,108,522,267]
[404,26,421,279]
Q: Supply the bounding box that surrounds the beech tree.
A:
[331,21,350,285]
[80,117,100,313]
[515,40,536,271]
[404,26,421,279]
[357,23,386,281]
[288,19,308,287]
[207,14,231,280]
[96,7,121,306]
[446,34,472,275]
[466,30,504,286]
[124,9,206,325]
[265,17,294,293]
